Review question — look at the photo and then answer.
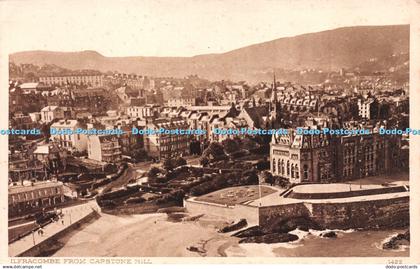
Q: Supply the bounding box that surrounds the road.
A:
[9,201,100,257]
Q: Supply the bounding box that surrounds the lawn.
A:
[195,185,277,206]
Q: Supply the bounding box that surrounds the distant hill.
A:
[10,25,409,82]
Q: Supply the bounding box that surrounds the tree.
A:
[260,171,274,185]
[202,142,226,161]
[240,169,259,185]
[163,157,186,171]
[174,156,187,167]
[163,158,176,171]
[190,140,201,155]
[222,139,240,154]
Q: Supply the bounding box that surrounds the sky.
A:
[0,0,411,57]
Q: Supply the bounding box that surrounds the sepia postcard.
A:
[0,0,419,266]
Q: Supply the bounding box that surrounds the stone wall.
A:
[309,196,409,229]
[258,203,310,227]
[257,196,409,230]
[185,195,409,230]
[102,201,178,215]
[184,199,259,225]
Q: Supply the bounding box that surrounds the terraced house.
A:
[144,117,190,160]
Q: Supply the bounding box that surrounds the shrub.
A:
[163,157,186,171]
[148,167,161,178]
[222,139,240,154]
[155,189,185,204]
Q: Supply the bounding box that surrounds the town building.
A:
[8,181,65,217]
[357,98,379,119]
[107,73,154,90]
[39,74,104,87]
[9,152,45,183]
[270,127,403,183]
[70,88,110,115]
[50,119,87,152]
[18,82,52,94]
[40,106,65,123]
[270,128,334,184]
[87,134,122,163]
[167,97,197,107]
[334,132,401,180]
[143,117,190,160]
[32,143,68,177]
[126,104,162,120]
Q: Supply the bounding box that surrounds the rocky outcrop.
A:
[265,217,322,233]
[219,219,247,233]
[232,226,265,238]
[321,231,337,238]
[383,230,410,250]
[239,233,299,244]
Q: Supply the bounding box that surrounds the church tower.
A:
[269,72,280,128]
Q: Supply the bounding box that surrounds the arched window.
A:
[287,161,290,176]
[278,160,281,176]
[272,158,276,174]
[295,165,299,179]
[303,164,309,180]
[291,163,295,178]
[281,160,285,175]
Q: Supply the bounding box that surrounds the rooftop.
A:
[9,181,63,195]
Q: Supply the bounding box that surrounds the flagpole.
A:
[258,175,262,206]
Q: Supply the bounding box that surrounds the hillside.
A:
[9,25,409,81]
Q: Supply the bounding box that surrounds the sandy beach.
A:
[51,212,409,257]
[52,213,239,257]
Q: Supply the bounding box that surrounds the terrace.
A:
[194,185,279,206]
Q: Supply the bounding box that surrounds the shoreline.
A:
[46,212,409,257]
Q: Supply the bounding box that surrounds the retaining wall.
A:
[184,199,259,225]
[102,201,178,215]
[186,194,409,230]
[309,196,410,229]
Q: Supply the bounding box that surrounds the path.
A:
[9,200,100,257]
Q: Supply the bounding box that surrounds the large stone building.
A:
[270,128,402,183]
[270,128,334,184]
[334,133,401,180]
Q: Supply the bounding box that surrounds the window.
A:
[281,160,285,175]
[303,165,308,180]
[291,164,295,178]
[272,158,276,173]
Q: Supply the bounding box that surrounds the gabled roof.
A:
[242,106,269,128]
[41,106,60,112]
